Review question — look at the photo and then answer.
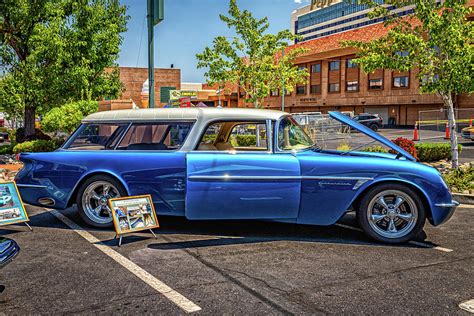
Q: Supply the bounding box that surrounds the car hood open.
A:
[329,111,416,161]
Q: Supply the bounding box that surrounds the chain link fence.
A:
[418,108,474,140]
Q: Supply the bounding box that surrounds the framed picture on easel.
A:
[109,194,159,245]
[0,182,31,230]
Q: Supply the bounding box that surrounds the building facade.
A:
[292,0,415,43]
[253,1,474,125]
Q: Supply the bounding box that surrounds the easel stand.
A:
[24,222,33,231]
[115,229,157,247]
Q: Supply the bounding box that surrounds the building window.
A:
[284,89,292,96]
[329,83,340,93]
[369,78,383,90]
[311,63,321,73]
[296,85,306,95]
[298,65,306,71]
[310,85,321,94]
[346,58,358,68]
[393,76,409,88]
[346,81,359,91]
[329,60,340,71]
[270,89,279,97]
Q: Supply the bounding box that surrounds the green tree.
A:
[0,0,128,138]
[0,75,24,128]
[196,0,309,108]
[42,100,99,133]
[343,0,473,168]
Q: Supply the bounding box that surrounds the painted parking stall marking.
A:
[50,210,202,314]
[335,223,454,252]
[459,299,474,313]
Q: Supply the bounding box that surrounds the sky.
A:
[118,0,310,83]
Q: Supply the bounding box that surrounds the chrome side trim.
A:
[188,175,374,181]
[188,175,301,180]
[435,201,460,208]
[16,184,48,189]
[302,176,374,181]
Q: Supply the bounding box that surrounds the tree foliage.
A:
[42,100,98,133]
[0,0,128,137]
[0,75,24,128]
[343,0,474,168]
[196,0,309,107]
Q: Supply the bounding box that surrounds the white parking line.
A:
[50,210,202,314]
[334,223,454,252]
[459,299,474,313]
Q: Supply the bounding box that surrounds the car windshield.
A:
[278,116,314,151]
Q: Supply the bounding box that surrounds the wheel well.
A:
[351,180,432,221]
[66,172,127,207]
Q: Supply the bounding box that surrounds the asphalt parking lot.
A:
[0,203,472,314]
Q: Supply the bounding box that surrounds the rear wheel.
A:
[369,124,379,131]
[76,175,127,228]
[357,184,426,244]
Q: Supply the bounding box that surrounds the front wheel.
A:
[369,124,379,131]
[357,184,426,244]
[76,175,127,228]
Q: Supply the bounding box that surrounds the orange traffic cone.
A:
[470,118,473,127]
[444,122,450,140]
[413,123,419,141]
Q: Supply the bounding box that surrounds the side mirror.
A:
[0,237,20,269]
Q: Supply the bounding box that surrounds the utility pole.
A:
[147,0,164,108]
[281,47,285,112]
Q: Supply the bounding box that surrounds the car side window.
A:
[196,121,268,151]
[228,123,267,151]
[117,122,193,151]
[66,123,128,150]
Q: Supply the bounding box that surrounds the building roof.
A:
[82,108,287,123]
[290,22,390,57]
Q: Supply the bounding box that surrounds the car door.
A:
[185,120,301,220]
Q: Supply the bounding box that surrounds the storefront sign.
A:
[311,0,334,9]
[109,195,159,236]
[170,90,198,101]
[0,182,29,226]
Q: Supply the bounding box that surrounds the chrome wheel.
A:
[367,190,418,239]
[81,181,120,225]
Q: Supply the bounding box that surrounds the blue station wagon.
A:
[15,108,458,244]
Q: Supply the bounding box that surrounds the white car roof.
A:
[82,108,287,123]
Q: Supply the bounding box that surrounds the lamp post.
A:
[147,0,164,108]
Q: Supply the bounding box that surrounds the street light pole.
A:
[147,0,155,108]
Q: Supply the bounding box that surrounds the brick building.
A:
[100,67,181,111]
[247,1,474,125]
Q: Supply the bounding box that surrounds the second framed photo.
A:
[109,195,159,236]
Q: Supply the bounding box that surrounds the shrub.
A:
[361,145,388,153]
[13,140,58,154]
[0,144,14,155]
[443,166,474,192]
[15,127,51,143]
[235,135,256,147]
[337,143,351,151]
[42,100,99,133]
[390,137,417,159]
[415,143,463,162]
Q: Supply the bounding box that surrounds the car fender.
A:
[349,176,434,221]
[66,169,131,207]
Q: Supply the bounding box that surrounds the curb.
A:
[453,193,474,205]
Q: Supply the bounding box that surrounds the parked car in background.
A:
[0,132,9,143]
[461,126,474,141]
[15,108,458,244]
[354,113,383,131]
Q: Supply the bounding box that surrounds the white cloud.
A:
[294,0,310,3]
